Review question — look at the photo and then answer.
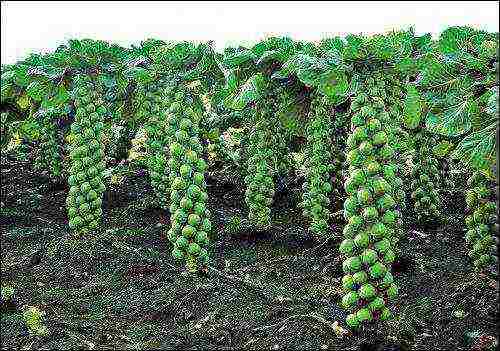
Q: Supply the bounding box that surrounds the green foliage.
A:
[0,26,498,329]
[451,87,498,171]
[403,84,423,130]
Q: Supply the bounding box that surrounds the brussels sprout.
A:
[344,196,359,214]
[357,188,372,205]
[366,161,381,175]
[353,270,368,284]
[181,225,195,238]
[172,248,184,260]
[463,171,497,272]
[370,222,387,240]
[342,275,355,290]
[188,213,201,227]
[380,307,393,321]
[359,283,376,299]
[341,74,405,327]
[180,197,194,210]
[342,291,359,308]
[361,249,378,265]
[343,256,362,273]
[359,141,374,156]
[386,284,398,300]
[368,297,385,311]
[340,239,355,255]
[372,131,388,146]
[356,308,372,322]
[362,207,379,222]
[354,232,370,248]
[187,242,201,255]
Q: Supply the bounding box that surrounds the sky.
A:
[1,1,499,64]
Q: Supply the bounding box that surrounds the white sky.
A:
[1,1,499,64]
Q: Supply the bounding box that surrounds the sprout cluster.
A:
[165,87,211,272]
[33,108,64,180]
[101,75,126,160]
[300,95,333,236]
[378,71,408,248]
[329,109,349,210]
[244,98,277,229]
[142,79,172,209]
[465,171,498,271]
[65,74,106,234]
[410,130,441,223]
[340,74,401,329]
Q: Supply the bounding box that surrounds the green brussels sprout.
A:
[342,275,355,290]
[357,188,372,205]
[350,271,367,285]
[361,249,378,265]
[366,161,381,175]
[367,118,382,132]
[386,284,398,300]
[354,232,370,248]
[180,197,194,210]
[340,239,355,255]
[356,308,372,322]
[374,238,391,253]
[175,236,189,249]
[380,307,393,321]
[362,206,379,222]
[359,283,376,299]
[188,213,201,227]
[372,131,388,146]
[369,262,388,279]
[359,141,374,156]
[343,256,362,273]
[187,242,201,255]
[172,248,184,260]
[342,291,359,308]
[368,297,385,311]
[346,313,360,328]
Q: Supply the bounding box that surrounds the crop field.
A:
[0,26,498,350]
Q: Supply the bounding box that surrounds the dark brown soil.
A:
[1,151,498,351]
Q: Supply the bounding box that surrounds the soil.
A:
[1,149,498,351]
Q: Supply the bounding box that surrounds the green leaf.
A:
[452,123,496,171]
[26,81,48,101]
[223,50,257,68]
[280,54,330,87]
[14,65,30,87]
[224,73,266,110]
[432,140,454,157]
[1,70,15,82]
[52,85,70,105]
[486,87,498,116]
[403,84,423,129]
[318,69,349,104]
[425,99,478,137]
[125,67,153,84]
